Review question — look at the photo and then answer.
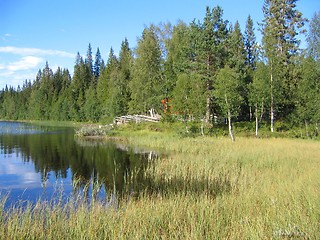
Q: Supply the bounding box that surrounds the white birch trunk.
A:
[255,107,259,137]
[260,102,264,122]
[228,110,235,142]
[200,120,204,136]
[270,72,275,133]
[205,96,211,123]
[224,94,235,142]
[305,119,309,138]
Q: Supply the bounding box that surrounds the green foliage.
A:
[214,66,244,118]
[249,62,270,117]
[0,2,316,137]
[244,15,257,70]
[261,0,307,122]
[294,56,320,137]
[172,73,205,119]
[83,84,101,122]
[129,25,164,114]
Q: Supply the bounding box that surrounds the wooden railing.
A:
[114,114,160,125]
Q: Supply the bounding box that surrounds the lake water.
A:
[0,121,155,207]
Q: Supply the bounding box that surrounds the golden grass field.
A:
[1,124,319,239]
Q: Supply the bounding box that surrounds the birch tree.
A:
[214,66,243,142]
[129,25,164,114]
[249,62,270,136]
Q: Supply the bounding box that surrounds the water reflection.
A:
[0,122,156,206]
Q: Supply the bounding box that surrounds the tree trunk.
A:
[200,120,204,136]
[260,101,264,122]
[184,114,189,133]
[255,107,259,137]
[228,110,235,142]
[270,72,275,133]
[305,119,309,138]
[205,96,212,123]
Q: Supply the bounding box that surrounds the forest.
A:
[0,1,319,138]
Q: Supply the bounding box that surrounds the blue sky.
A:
[0,0,319,90]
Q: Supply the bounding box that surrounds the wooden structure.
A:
[114,114,160,125]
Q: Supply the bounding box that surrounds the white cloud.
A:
[0,71,14,77]
[1,33,12,41]
[0,46,75,58]
[7,56,43,71]
[0,46,75,89]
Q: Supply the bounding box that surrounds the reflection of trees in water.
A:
[73,138,158,198]
[0,131,158,198]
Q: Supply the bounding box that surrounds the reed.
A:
[1,128,319,239]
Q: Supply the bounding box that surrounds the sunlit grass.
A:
[1,126,319,239]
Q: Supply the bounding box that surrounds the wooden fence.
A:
[114,114,160,125]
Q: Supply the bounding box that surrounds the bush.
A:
[75,125,114,137]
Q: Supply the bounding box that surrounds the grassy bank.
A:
[22,120,84,128]
[1,123,320,239]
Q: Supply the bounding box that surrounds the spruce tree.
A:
[117,38,133,115]
[93,47,102,81]
[244,15,257,70]
[85,43,93,76]
[244,15,258,120]
[84,84,101,122]
[96,48,119,121]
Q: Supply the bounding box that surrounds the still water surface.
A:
[0,121,154,207]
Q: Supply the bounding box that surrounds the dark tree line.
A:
[1,1,319,139]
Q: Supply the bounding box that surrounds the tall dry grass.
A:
[1,129,319,239]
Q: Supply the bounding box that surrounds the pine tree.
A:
[244,15,258,121]
[195,6,229,123]
[227,22,246,74]
[227,21,248,120]
[261,0,306,132]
